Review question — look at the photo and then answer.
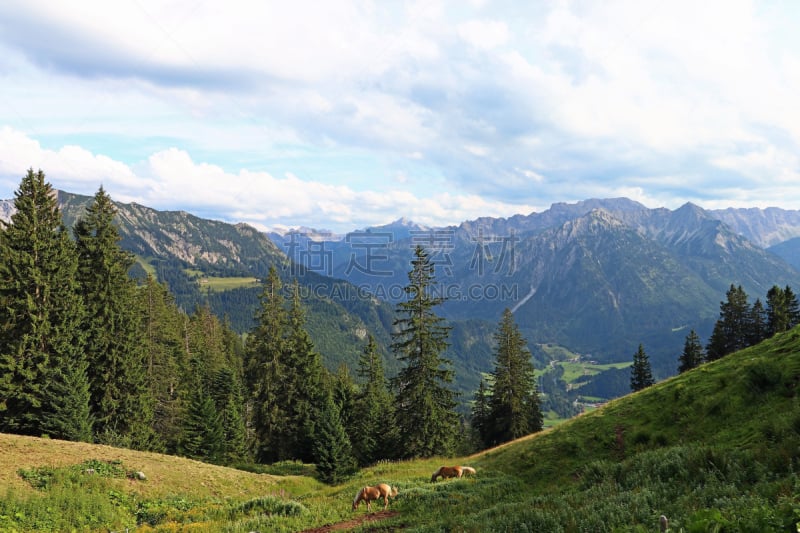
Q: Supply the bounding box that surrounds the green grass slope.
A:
[414,326,800,532]
[2,327,800,531]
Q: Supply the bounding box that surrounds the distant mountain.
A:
[267,199,800,382]
[0,199,13,222]
[769,237,800,270]
[5,192,800,404]
[1,191,408,382]
[710,206,800,247]
[57,192,289,277]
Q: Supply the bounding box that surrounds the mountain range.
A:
[3,193,800,406]
[269,198,800,368]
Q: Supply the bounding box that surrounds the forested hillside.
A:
[1,321,798,531]
[1,172,524,480]
[6,187,800,414]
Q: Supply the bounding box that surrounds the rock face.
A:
[0,199,14,224]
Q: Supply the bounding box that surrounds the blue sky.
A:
[1,0,799,233]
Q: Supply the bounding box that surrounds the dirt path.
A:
[299,510,400,532]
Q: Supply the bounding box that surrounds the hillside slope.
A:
[3,327,799,531]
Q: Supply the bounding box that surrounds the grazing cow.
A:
[352,483,398,511]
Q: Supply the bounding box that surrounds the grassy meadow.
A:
[2,327,800,531]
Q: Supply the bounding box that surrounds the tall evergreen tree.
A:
[0,169,89,438]
[283,279,325,462]
[210,367,249,465]
[40,353,94,442]
[706,284,750,361]
[330,363,357,441]
[74,187,155,448]
[470,379,491,449]
[785,286,800,329]
[138,275,187,453]
[630,344,655,392]
[245,266,289,462]
[747,298,767,346]
[391,245,458,458]
[764,285,800,338]
[678,329,705,374]
[182,387,225,463]
[765,285,789,337]
[313,391,357,484]
[351,335,397,465]
[484,308,543,446]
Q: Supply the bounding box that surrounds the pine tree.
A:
[766,285,789,336]
[706,284,750,361]
[187,304,231,380]
[313,391,357,484]
[678,329,705,374]
[784,285,800,330]
[283,279,325,462]
[245,266,289,462]
[391,245,458,458]
[747,298,767,346]
[182,387,225,463]
[138,275,186,453]
[210,367,249,465]
[630,344,655,392]
[764,284,800,339]
[470,379,491,449]
[484,308,543,446]
[75,187,155,448]
[351,335,397,465]
[0,169,89,438]
[331,363,357,441]
[40,354,94,442]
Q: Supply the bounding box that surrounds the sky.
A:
[1,0,799,233]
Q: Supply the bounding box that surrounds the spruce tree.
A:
[40,354,94,442]
[331,363,357,442]
[764,285,800,338]
[470,379,490,449]
[182,387,225,463]
[678,329,705,374]
[138,275,186,453]
[485,308,543,446]
[283,279,325,462]
[630,344,655,392]
[747,298,767,346]
[391,245,458,458]
[75,187,155,448]
[245,266,289,462]
[210,367,249,465]
[784,285,800,330]
[0,169,89,438]
[706,284,750,361]
[313,391,357,484]
[351,335,397,465]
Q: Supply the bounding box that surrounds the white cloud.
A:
[458,20,509,50]
[2,0,800,221]
[0,128,536,232]
[0,127,142,193]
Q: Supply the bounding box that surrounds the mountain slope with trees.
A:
[4,191,800,407]
[1,322,798,531]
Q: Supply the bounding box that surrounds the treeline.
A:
[0,170,544,482]
[677,283,800,373]
[629,283,800,394]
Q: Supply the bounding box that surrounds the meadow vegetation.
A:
[2,326,799,531]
